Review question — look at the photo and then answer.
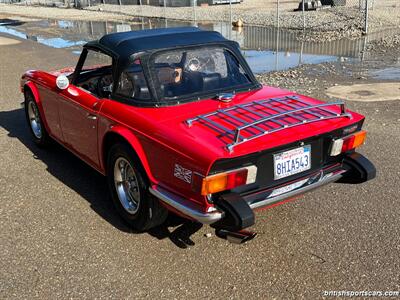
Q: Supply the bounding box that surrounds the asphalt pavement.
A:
[1,33,399,299]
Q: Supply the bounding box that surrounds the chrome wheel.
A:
[27,101,42,139]
[113,157,140,215]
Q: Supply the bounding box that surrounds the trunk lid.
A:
[137,86,364,164]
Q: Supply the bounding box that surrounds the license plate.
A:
[274,145,311,180]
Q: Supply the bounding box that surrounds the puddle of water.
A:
[0,26,27,40]
[35,37,86,48]
[243,49,339,73]
[0,24,87,49]
[369,67,400,80]
[0,17,397,75]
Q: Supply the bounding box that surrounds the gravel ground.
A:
[1,29,400,299]
[256,36,400,98]
[366,33,400,51]
[1,1,400,42]
[0,4,136,22]
[87,3,399,42]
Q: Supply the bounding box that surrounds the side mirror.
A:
[56,75,69,90]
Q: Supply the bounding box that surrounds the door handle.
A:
[86,113,97,120]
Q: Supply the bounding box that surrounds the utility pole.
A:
[364,0,369,34]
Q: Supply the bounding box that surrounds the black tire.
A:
[24,90,50,147]
[106,143,168,231]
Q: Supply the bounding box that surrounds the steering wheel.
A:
[186,56,215,73]
[187,57,201,72]
[97,74,113,98]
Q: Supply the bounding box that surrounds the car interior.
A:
[73,65,114,99]
[114,62,150,101]
[71,47,251,103]
[153,48,251,100]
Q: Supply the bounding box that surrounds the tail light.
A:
[193,166,257,195]
[330,130,367,156]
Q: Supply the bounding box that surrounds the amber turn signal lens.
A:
[196,166,258,195]
[352,130,367,148]
[330,130,367,156]
[341,130,367,153]
[201,173,230,195]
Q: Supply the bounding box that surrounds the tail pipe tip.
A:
[215,229,257,244]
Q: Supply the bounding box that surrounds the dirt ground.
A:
[0,14,399,299]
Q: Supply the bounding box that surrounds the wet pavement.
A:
[370,66,400,81]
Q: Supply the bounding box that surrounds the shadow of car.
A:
[0,107,202,248]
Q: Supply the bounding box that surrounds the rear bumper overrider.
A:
[149,152,376,229]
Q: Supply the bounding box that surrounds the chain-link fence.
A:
[1,0,399,35]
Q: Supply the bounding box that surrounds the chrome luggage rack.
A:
[185,95,352,153]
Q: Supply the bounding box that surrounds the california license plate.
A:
[274,145,311,180]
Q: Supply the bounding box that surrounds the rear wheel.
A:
[106,143,168,231]
[24,90,50,147]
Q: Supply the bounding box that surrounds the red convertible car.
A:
[21,27,375,242]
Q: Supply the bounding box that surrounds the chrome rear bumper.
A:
[149,168,346,225]
[149,186,224,224]
[248,168,346,210]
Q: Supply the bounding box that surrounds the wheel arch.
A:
[23,81,50,132]
[24,81,40,104]
[101,127,155,183]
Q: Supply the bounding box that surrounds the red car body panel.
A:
[21,67,365,215]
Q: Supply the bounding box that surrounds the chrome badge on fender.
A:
[174,164,192,184]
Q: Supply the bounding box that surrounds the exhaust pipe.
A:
[215,229,257,244]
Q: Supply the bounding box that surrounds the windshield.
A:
[150,46,253,102]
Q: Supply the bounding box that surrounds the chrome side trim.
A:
[248,169,346,210]
[150,169,346,225]
[149,186,224,224]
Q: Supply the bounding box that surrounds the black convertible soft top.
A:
[73,26,260,106]
[84,27,231,59]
